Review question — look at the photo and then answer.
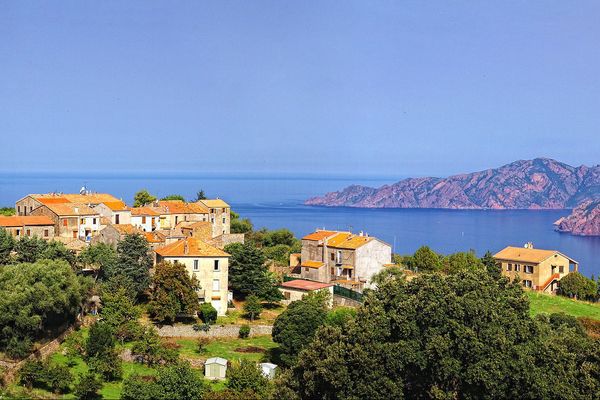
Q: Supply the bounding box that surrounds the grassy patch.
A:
[527,291,600,320]
[174,335,277,363]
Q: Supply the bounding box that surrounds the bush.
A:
[239,324,251,339]
[6,337,33,359]
[325,307,357,328]
[46,363,73,394]
[19,359,46,389]
[74,372,102,400]
[86,322,116,360]
[199,303,218,324]
[226,360,269,395]
[20,359,73,394]
[243,295,263,321]
[131,327,179,366]
[193,322,211,332]
[88,350,123,381]
[197,337,210,354]
[558,272,597,301]
[121,374,160,400]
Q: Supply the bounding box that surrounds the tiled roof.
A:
[44,203,98,216]
[157,200,209,214]
[0,215,55,227]
[281,279,333,291]
[34,193,121,205]
[131,207,160,216]
[302,230,338,241]
[326,233,372,249]
[493,246,576,264]
[144,231,166,244]
[37,197,70,205]
[101,200,129,211]
[155,237,230,257]
[199,199,230,208]
[112,224,142,235]
[300,260,324,268]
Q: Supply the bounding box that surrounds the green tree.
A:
[100,287,142,343]
[195,190,207,201]
[120,374,161,400]
[0,260,84,357]
[231,218,254,234]
[0,207,15,216]
[199,302,218,324]
[225,242,277,299]
[226,360,269,395]
[160,194,186,201]
[442,250,484,274]
[408,245,442,272]
[40,240,76,266]
[272,290,329,366]
[133,189,156,207]
[46,363,73,394]
[285,269,600,399]
[154,361,205,400]
[131,327,179,366]
[115,234,153,297]
[243,295,263,321]
[74,372,102,400]
[85,323,122,381]
[0,228,15,265]
[325,307,356,328]
[558,272,597,300]
[481,250,501,280]
[148,261,200,324]
[79,243,118,277]
[13,235,47,263]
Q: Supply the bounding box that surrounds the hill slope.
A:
[555,200,600,236]
[306,158,600,210]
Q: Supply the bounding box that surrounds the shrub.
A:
[88,350,123,381]
[46,363,73,394]
[558,272,597,301]
[197,337,210,354]
[193,322,211,332]
[85,322,116,360]
[226,360,269,394]
[19,359,46,389]
[121,374,160,400]
[325,307,357,328]
[199,303,218,324]
[131,327,178,366]
[73,372,102,400]
[239,324,251,339]
[243,295,262,321]
[6,337,33,359]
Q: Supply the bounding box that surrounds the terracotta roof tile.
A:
[0,215,55,227]
[157,201,209,214]
[493,246,576,264]
[300,260,324,268]
[325,232,372,249]
[131,207,160,216]
[302,230,338,241]
[155,237,230,257]
[199,199,230,208]
[101,200,129,211]
[44,203,98,216]
[281,279,333,291]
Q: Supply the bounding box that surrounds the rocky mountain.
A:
[555,200,600,236]
[305,158,600,209]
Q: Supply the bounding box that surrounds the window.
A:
[330,267,335,275]
[515,264,521,272]
[30,206,33,212]
[212,279,220,291]
[175,216,178,225]
[16,229,20,236]
[222,208,226,212]
[63,219,68,227]
[304,267,309,272]
[524,265,534,274]
[284,292,291,300]
[336,250,342,264]
[222,217,226,224]
[559,266,564,273]
[26,229,31,236]
[72,231,77,238]
[115,214,120,224]
[330,253,335,261]
[523,280,533,288]
[193,260,199,271]
[142,216,146,224]
[17,206,20,213]
[44,229,49,237]
[213,260,220,271]
[81,218,85,225]
[507,264,512,271]
[211,217,215,223]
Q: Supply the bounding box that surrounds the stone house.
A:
[91,224,143,248]
[152,200,209,230]
[155,237,230,315]
[493,244,579,293]
[279,279,334,305]
[30,203,100,240]
[198,199,231,237]
[0,215,56,239]
[94,200,131,225]
[15,192,123,216]
[299,229,392,290]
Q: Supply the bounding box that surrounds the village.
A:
[0,188,597,399]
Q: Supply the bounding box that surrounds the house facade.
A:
[30,203,100,240]
[493,244,578,292]
[298,229,392,290]
[152,200,209,230]
[131,207,160,232]
[198,199,231,237]
[279,279,334,305]
[16,192,123,216]
[155,237,230,315]
[91,224,143,248]
[0,215,56,239]
[94,201,131,225]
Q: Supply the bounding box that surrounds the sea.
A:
[1,172,599,278]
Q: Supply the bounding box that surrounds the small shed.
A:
[205,357,228,380]
[259,362,278,379]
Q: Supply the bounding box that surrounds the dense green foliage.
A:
[558,272,597,301]
[133,189,156,207]
[20,359,73,394]
[0,228,14,265]
[226,360,269,396]
[85,322,122,381]
[283,269,600,399]
[243,295,263,321]
[481,250,501,280]
[131,327,178,366]
[199,302,218,324]
[239,324,251,339]
[100,286,142,343]
[442,250,484,274]
[149,261,200,324]
[325,306,357,328]
[0,260,85,358]
[79,242,118,276]
[0,207,15,216]
[114,234,153,297]
[74,372,103,400]
[272,290,329,366]
[195,190,207,201]
[121,362,204,400]
[405,245,442,271]
[231,217,253,234]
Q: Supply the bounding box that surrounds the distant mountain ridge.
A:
[555,200,600,236]
[305,158,600,209]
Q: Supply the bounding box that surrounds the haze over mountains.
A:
[306,158,600,210]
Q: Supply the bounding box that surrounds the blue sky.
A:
[1,1,599,177]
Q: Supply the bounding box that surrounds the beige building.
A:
[16,192,123,216]
[30,203,100,240]
[131,207,161,232]
[0,215,56,239]
[155,237,230,315]
[91,224,143,248]
[493,244,579,293]
[298,229,392,291]
[152,200,209,230]
[94,200,131,225]
[198,199,231,237]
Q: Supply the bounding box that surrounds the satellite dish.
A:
[80,186,87,195]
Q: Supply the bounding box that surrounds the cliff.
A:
[555,200,600,236]
[306,158,600,210]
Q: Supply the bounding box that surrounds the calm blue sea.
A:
[1,172,599,277]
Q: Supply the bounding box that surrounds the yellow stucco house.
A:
[493,244,578,293]
[155,237,230,315]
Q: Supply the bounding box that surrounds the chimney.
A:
[359,231,364,237]
[524,242,534,249]
[74,207,79,214]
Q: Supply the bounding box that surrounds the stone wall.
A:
[157,324,272,338]
[333,294,362,308]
